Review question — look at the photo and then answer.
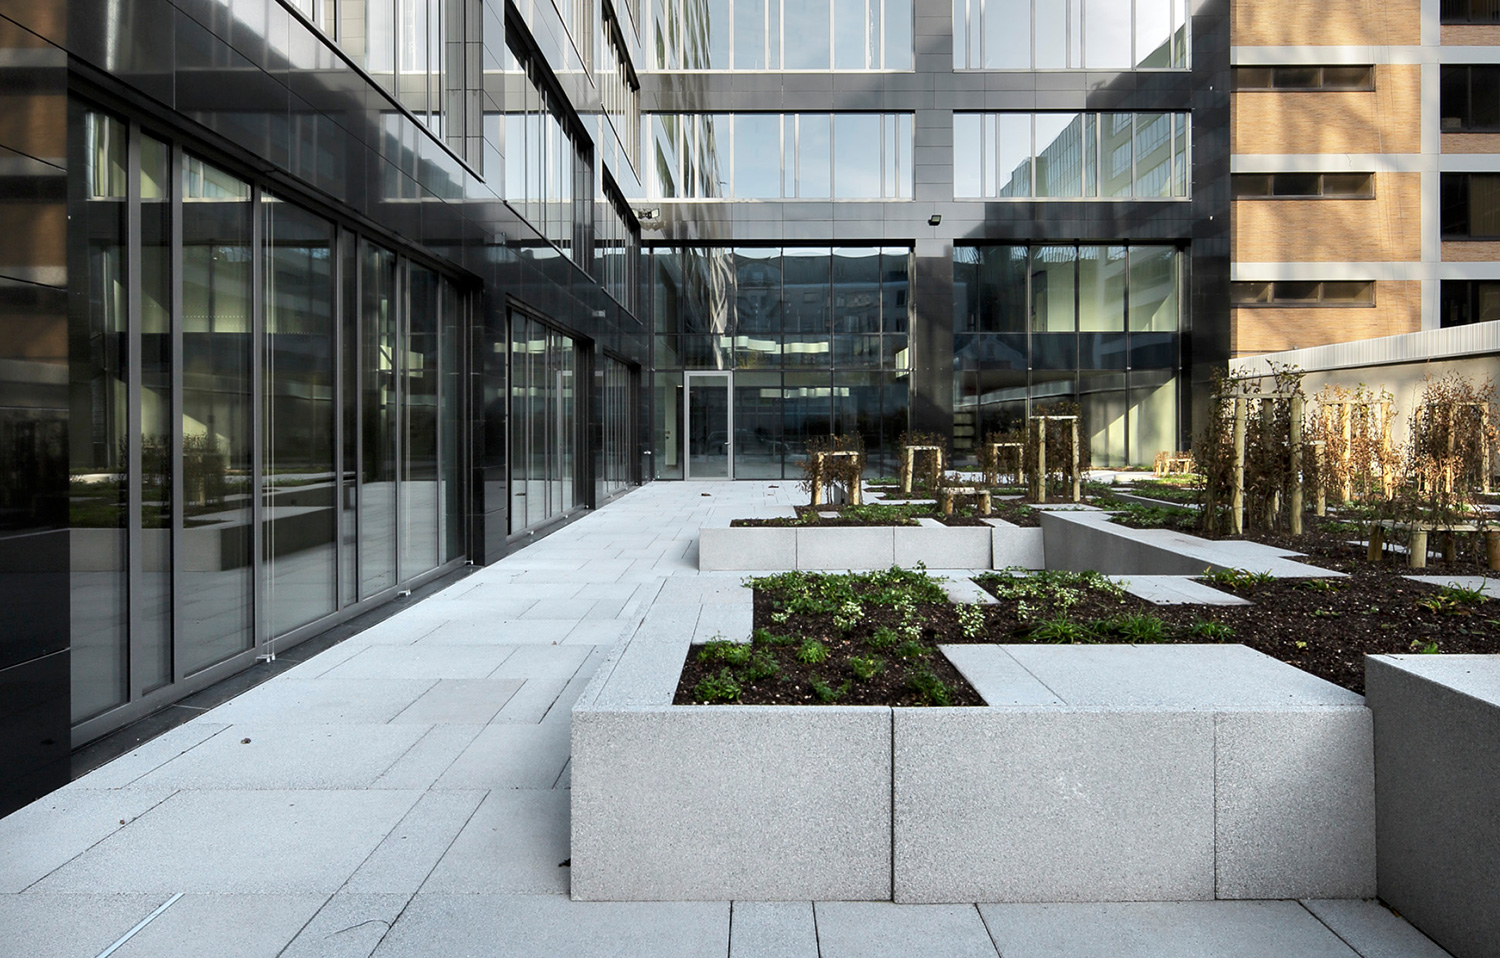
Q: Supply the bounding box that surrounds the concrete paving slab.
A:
[280,892,413,958]
[111,893,327,958]
[31,789,422,894]
[814,902,998,958]
[938,646,1064,706]
[420,789,572,894]
[0,787,177,892]
[1108,575,1251,606]
[999,644,1363,708]
[489,644,594,680]
[1401,574,1498,595]
[371,894,730,958]
[368,725,485,790]
[433,722,572,790]
[564,619,638,644]
[203,678,437,725]
[387,679,524,724]
[977,901,1361,958]
[132,723,430,790]
[490,676,572,724]
[0,893,162,957]
[730,901,820,958]
[415,617,578,645]
[58,721,231,790]
[522,598,600,619]
[939,577,999,605]
[343,790,487,894]
[1301,899,1455,958]
[320,644,519,680]
[694,602,754,642]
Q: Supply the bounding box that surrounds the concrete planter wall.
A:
[698,524,1044,571]
[1366,655,1500,958]
[572,621,1377,902]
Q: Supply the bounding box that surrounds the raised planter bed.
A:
[572,615,1376,903]
[1366,655,1500,958]
[699,523,1043,571]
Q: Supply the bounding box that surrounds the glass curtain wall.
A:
[650,0,914,70]
[650,246,910,477]
[67,108,467,740]
[954,0,1190,70]
[953,243,1182,466]
[954,112,1189,199]
[601,356,637,499]
[509,314,580,534]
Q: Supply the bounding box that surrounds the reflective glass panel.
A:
[985,0,1030,67]
[735,0,768,68]
[996,114,1032,197]
[180,156,254,675]
[71,111,129,722]
[735,371,784,477]
[786,0,831,69]
[978,246,1028,332]
[798,115,831,198]
[1101,113,1133,197]
[1035,0,1066,67]
[140,134,173,693]
[402,265,440,578]
[1136,0,1173,67]
[262,198,337,637]
[1035,113,1084,197]
[834,115,882,198]
[735,248,783,336]
[1129,246,1179,331]
[1077,245,1127,331]
[360,242,399,597]
[884,0,913,69]
[1128,370,1177,464]
[1031,245,1076,331]
[834,0,866,68]
[733,114,781,197]
[1084,0,1133,68]
[954,114,982,197]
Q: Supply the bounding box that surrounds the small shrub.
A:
[697,640,751,666]
[867,626,901,650]
[1026,617,1095,644]
[1093,612,1167,643]
[848,655,884,681]
[809,675,850,703]
[895,639,930,659]
[956,603,987,638]
[796,638,830,664]
[833,598,866,632]
[907,665,953,706]
[1203,567,1275,589]
[1298,579,1344,593]
[693,668,741,703]
[1416,583,1489,615]
[1410,639,1441,654]
[1188,618,1235,641]
[743,651,781,682]
[752,627,798,646]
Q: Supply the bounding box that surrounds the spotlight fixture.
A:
[928,213,942,226]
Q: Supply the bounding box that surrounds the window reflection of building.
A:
[650,0,914,71]
[956,112,1189,200]
[954,0,1189,71]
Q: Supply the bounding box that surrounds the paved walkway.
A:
[0,482,1453,957]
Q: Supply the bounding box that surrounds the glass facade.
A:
[955,113,1190,199]
[67,109,467,733]
[649,0,914,70]
[509,314,580,534]
[646,113,914,200]
[651,247,911,477]
[952,244,1183,467]
[953,0,1190,70]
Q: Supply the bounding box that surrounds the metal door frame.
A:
[683,371,734,480]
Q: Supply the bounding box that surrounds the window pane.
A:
[1129,246,1179,331]
[833,248,882,333]
[706,0,730,67]
[71,111,129,722]
[262,198,337,637]
[1128,373,1177,465]
[954,113,981,197]
[798,115,831,197]
[882,247,910,334]
[1232,174,1272,198]
[1135,113,1172,196]
[1135,0,1173,68]
[1473,66,1500,129]
[884,0,913,69]
[735,371,784,478]
[834,114,882,197]
[1230,281,1271,304]
[1323,66,1373,89]
[1471,173,1500,235]
[1274,66,1320,88]
[834,0,866,68]
[954,0,970,68]
[1036,0,1066,68]
[1442,66,1469,130]
[733,114,781,197]
[735,0,767,68]
[1035,113,1084,197]
[403,265,441,577]
[979,245,1028,332]
[1031,245,1077,332]
[985,0,1030,68]
[996,114,1032,197]
[782,247,831,333]
[140,134,174,691]
[1273,172,1321,196]
[360,241,399,597]
[786,0,831,68]
[1323,173,1374,197]
[1101,113,1133,197]
[1235,67,1273,90]
[1079,246,1127,332]
[1276,281,1320,303]
[1322,282,1374,305]
[1084,0,1132,68]
[181,157,254,675]
[1442,172,1470,236]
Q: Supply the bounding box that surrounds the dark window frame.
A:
[1231,280,1377,307]
[1441,171,1500,238]
[1441,65,1500,132]
[1232,65,1376,92]
[1232,172,1376,199]
[1441,0,1500,24]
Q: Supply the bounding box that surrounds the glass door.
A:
[685,372,732,479]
